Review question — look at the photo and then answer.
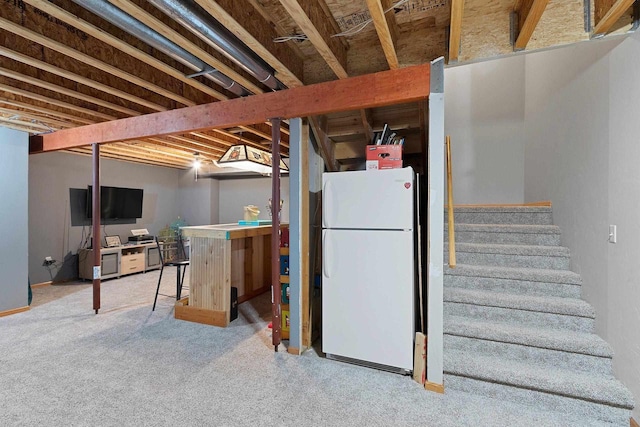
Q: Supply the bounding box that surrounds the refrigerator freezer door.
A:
[322,229,414,371]
[322,167,414,230]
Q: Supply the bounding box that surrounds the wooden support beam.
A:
[195,0,304,88]
[593,0,635,35]
[279,0,349,79]
[31,63,431,152]
[514,0,550,50]
[365,0,399,69]
[448,0,465,62]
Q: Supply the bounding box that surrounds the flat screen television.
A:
[86,186,144,219]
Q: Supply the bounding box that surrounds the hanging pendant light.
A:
[215,144,288,175]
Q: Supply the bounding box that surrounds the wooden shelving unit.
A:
[280,246,290,340]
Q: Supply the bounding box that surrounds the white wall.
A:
[29,151,181,284]
[605,34,640,422]
[218,177,290,223]
[521,34,639,420]
[445,55,526,204]
[0,127,28,312]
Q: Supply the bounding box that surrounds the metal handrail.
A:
[446,135,456,268]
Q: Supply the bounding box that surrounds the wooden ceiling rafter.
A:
[106,0,264,95]
[365,0,400,69]
[0,47,170,113]
[0,64,139,117]
[0,80,119,122]
[593,0,636,36]
[514,0,551,50]
[0,98,95,125]
[194,0,304,88]
[0,16,195,108]
[20,0,228,102]
[448,0,465,62]
[0,106,71,130]
[279,0,348,79]
[67,146,191,169]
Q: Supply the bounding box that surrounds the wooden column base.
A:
[174,298,228,327]
[424,380,445,394]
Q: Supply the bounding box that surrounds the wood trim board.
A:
[0,306,30,318]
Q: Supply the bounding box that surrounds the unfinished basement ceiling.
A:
[0,0,635,170]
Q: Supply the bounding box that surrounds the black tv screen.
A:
[86,186,143,219]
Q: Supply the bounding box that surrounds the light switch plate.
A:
[609,225,617,244]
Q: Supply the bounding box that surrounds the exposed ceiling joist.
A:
[21,0,228,102]
[194,0,304,87]
[0,16,195,108]
[448,0,465,62]
[106,0,264,94]
[514,0,551,50]
[365,0,399,69]
[593,0,636,36]
[279,0,348,79]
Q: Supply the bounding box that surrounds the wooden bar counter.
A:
[178,223,285,327]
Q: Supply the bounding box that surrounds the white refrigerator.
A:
[322,167,415,374]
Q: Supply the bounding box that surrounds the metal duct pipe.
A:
[71,0,249,97]
[148,0,285,91]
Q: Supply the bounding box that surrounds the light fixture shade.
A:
[216,144,289,175]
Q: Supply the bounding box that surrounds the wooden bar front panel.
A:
[190,236,231,325]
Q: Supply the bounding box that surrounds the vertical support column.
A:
[288,118,310,354]
[426,57,445,389]
[92,143,101,314]
[270,118,282,351]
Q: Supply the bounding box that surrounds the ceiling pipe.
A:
[71,0,249,97]
[147,0,286,91]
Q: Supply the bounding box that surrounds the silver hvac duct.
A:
[148,0,285,91]
[71,0,249,97]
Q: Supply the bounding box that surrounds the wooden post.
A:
[92,143,101,314]
[270,118,282,351]
[446,136,456,268]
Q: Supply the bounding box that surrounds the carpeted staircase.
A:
[443,206,634,425]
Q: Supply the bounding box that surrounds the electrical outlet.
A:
[609,225,617,244]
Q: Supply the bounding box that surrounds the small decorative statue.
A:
[267,198,284,219]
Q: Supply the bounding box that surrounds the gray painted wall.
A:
[218,177,290,223]
[178,170,214,226]
[29,151,181,284]
[522,33,640,421]
[445,56,526,204]
[0,127,28,312]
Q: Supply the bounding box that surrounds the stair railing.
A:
[446,135,456,268]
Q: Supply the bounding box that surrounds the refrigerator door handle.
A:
[322,180,333,228]
[322,231,331,279]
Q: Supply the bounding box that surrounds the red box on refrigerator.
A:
[365,145,403,170]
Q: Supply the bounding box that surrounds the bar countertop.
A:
[181,222,287,240]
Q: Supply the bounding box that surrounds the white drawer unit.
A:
[78,241,157,280]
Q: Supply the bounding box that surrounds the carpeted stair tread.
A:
[445,264,582,285]
[446,242,570,257]
[444,315,613,358]
[444,349,634,409]
[446,206,552,213]
[446,223,561,235]
[444,288,595,318]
